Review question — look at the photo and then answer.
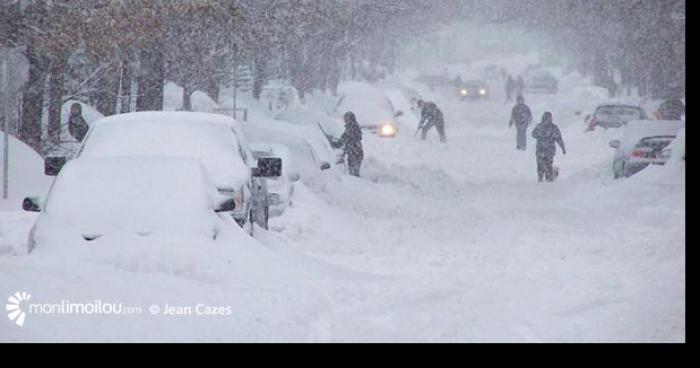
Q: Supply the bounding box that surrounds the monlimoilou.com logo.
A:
[5,291,143,327]
[6,291,31,327]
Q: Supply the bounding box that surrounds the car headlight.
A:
[460,89,468,96]
[379,123,397,137]
[479,88,487,95]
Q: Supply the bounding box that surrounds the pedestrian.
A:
[505,75,515,103]
[329,111,364,177]
[531,112,566,182]
[67,102,89,142]
[416,99,447,143]
[509,95,533,150]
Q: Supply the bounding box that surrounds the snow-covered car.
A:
[250,143,300,217]
[586,104,648,130]
[241,120,337,182]
[48,111,281,230]
[22,157,236,253]
[608,119,684,178]
[525,70,558,94]
[458,79,489,100]
[335,82,402,138]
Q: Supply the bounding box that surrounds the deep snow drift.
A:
[0,65,684,342]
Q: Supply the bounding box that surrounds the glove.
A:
[562,148,566,155]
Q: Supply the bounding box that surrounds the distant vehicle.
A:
[525,70,558,94]
[458,79,489,100]
[22,157,236,252]
[586,104,648,130]
[608,119,684,178]
[250,143,301,218]
[48,111,281,231]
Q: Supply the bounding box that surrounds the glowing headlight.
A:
[379,123,397,137]
[460,89,468,96]
[479,88,487,95]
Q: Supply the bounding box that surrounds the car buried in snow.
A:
[22,157,239,253]
[585,103,649,131]
[608,119,684,178]
[250,143,301,217]
[42,111,282,231]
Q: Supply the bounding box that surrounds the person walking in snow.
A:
[532,112,566,182]
[509,95,533,150]
[67,103,89,142]
[416,99,447,143]
[505,74,515,103]
[329,111,364,177]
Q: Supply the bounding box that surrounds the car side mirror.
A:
[609,140,620,149]
[288,172,301,182]
[252,157,282,177]
[215,198,236,213]
[44,157,67,176]
[22,197,41,212]
[394,110,404,118]
[320,162,331,171]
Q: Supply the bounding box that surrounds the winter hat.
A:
[542,111,553,124]
[344,111,357,124]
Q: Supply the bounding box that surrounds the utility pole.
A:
[2,57,9,199]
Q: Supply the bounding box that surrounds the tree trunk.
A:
[94,64,120,116]
[252,54,267,100]
[182,84,193,111]
[47,53,67,145]
[136,44,165,111]
[20,45,49,153]
[204,80,219,103]
[119,58,131,114]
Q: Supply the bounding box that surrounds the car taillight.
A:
[630,148,651,158]
[234,191,243,209]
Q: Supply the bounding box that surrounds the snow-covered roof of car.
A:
[41,157,218,240]
[78,111,250,189]
[92,111,239,128]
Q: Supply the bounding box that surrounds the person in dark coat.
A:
[531,112,566,182]
[657,90,685,120]
[509,95,533,150]
[416,99,446,143]
[505,75,515,103]
[67,103,89,142]
[330,111,364,177]
[515,75,526,97]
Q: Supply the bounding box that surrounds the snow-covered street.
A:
[0,71,685,342]
[0,1,685,343]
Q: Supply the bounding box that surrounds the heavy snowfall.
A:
[0,1,685,342]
